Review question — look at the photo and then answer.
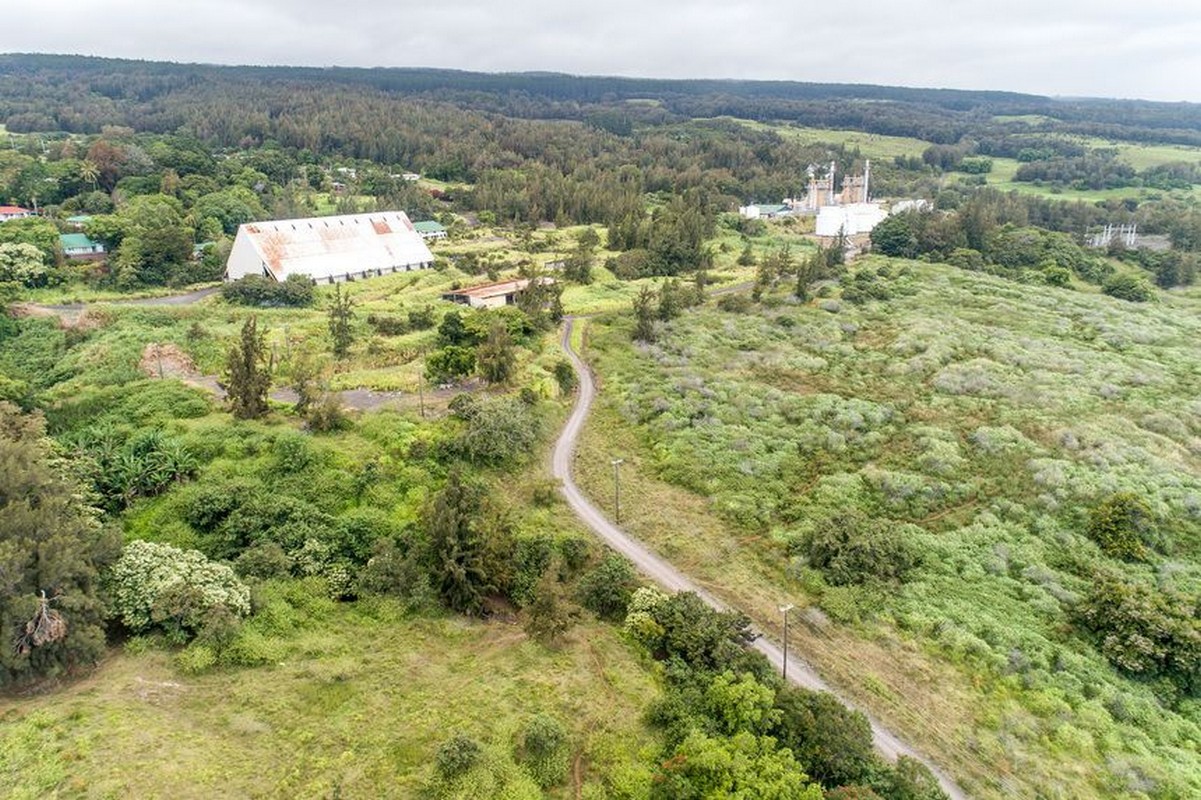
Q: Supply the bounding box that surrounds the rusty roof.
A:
[233,211,432,282]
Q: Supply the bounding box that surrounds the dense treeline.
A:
[5,54,1201,145]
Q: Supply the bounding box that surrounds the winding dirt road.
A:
[552,316,967,800]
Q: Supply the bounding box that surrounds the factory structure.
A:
[739,160,888,239]
[224,211,435,284]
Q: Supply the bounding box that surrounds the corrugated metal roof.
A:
[235,211,433,282]
[60,233,100,249]
[453,278,531,300]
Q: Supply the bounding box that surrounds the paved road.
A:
[552,316,967,800]
[35,286,221,313]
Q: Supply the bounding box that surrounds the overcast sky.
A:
[4,1,1200,102]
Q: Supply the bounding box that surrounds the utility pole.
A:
[610,458,624,525]
[779,604,795,682]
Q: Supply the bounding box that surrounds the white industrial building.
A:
[225,211,435,284]
[815,203,889,238]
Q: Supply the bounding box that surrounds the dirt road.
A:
[551,316,967,800]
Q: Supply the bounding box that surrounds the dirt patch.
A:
[140,343,197,380]
[140,343,224,396]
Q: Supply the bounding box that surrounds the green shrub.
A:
[1102,273,1154,302]
[1075,572,1200,693]
[451,394,541,465]
[235,542,295,579]
[436,733,483,779]
[1086,492,1154,560]
[427,346,476,384]
[222,274,314,307]
[577,554,637,620]
[772,686,877,788]
[175,643,217,674]
[803,512,920,586]
[518,715,569,788]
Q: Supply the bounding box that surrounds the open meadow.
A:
[0,597,660,799]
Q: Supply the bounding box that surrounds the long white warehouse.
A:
[225,211,435,284]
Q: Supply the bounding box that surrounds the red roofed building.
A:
[0,206,34,222]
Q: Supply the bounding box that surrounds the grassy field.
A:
[737,120,931,161]
[0,594,661,799]
[574,260,1201,799]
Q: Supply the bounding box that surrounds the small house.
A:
[59,233,106,260]
[413,220,448,240]
[66,214,93,229]
[0,206,34,222]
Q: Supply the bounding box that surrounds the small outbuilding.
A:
[442,278,552,309]
[224,211,435,284]
[59,233,106,259]
[413,220,448,240]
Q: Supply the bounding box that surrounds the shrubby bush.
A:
[576,554,637,620]
[1102,273,1154,302]
[427,346,476,384]
[517,714,570,788]
[803,511,921,586]
[107,540,251,638]
[1086,492,1155,560]
[1075,572,1200,695]
[435,732,483,779]
[450,393,541,465]
[221,274,314,307]
[773,686,876,788]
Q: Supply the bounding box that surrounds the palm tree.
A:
[79,160,99,191]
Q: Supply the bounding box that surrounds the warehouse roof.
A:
[228,211,434,282]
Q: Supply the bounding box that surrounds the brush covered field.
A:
[578,259,1201,798]
[0,596,660,800]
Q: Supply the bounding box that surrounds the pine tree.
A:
[476,322,516,385]
[0,405,120,685]
[632,285,657,342]
[226,316,271,419]
[424,470,492,615]
[328,284,355,360]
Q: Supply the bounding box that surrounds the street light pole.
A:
[611,458,624,525]
[779,604,795,683]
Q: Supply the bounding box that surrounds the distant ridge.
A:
[2,52,1200,144]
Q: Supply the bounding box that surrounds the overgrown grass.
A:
[0,593,661,799]
[576,259,1201,799]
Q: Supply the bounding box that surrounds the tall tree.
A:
[0,405,120,685]
[423,470,492,615]
[632,285,657,343]
[328,284,355,360]
[225,316,271,419]
[476,321,516,385]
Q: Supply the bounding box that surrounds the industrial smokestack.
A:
[863,159,871,203]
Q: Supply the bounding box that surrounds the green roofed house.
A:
[65,214,93,229]
[413,220,447,240]
[60,233,106,260]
